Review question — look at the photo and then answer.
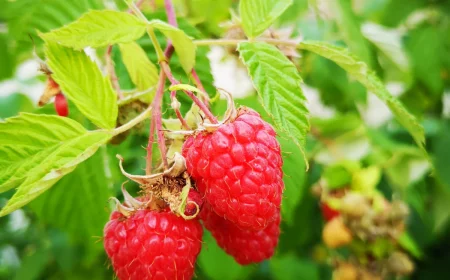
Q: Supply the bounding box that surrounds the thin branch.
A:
[105,45,122,99]
[163,0,210,106]
[113,107,152,136]
[146,116,156,175]
[152,71,169,170]
[164,0,178,26]
[171,91,191,130]
[190,69,209,105]
[104,0,146,100]
[193,38,300,47]
[160,61,218,124]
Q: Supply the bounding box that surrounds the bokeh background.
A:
[1,0,450,279]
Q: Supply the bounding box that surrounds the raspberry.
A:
[322,217,352,249]
[182,108,283,230]
[104,208,203,280]
[321,203,340,221]
[201,203,280,265]
[54,93,69,117]
[184,189,204,217]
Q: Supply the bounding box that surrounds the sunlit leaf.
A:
[30,150,111,254]
[42,10,146,49]
[299,41,425,151]
[149,20,196,73]
[332,0,373,66]
[45,41,118,129]
[238,42,309,164]
[240,0,293,38]
[119,41,158,94]
[0,113,111,216]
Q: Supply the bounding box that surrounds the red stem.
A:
[152,71,169,170]
[105,0,146,100]
[190,69,208,104]
[106,45,122,98]
[164,43,174,58]
[171,91,191,130]
[146,117,155,175]
[163,0,211,105]
[160,61,218,124]
[164,0,178,26]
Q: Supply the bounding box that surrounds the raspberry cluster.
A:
[103,107,284,279]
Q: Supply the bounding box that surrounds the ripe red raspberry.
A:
[321,203,340,221]
[104,208,203,280]
[54,93,69,117]
[182,108,283,230]
[201,203,280,265]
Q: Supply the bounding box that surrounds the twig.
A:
[151,71,169,170]
[171,91,191,130]
[163,0,211,106]
[190,69,208,104]
[160,61,218,123]
[146,117,156,175]
[193,38,300,47]
[105,45,122,98]
[104,0,146,99]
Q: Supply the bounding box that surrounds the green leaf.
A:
[41,10,146,49]
[270,254,319,280]
[277,0,308,24]
[185,0,233,35]
[351,166,382,192]
[406,26,444,96]
[398,232,423,259]
[119,41,158,93]
[433,125,450,190]
[323,164,354,189]
[299,41,425,151]
[240,0,293,38]
[2,0,104,58]
[279,136,307,225]
[45,41,118,129]
[0,33,14,81]
[12,248,50,280]
[385,147,430,189]
[238,42,309,163]
[0,113,111,216]
[332,0,373,66]
[0,94,34,119]
[149,20,196,73]
[30,149,111,253]
[361,22,410,74]
[198,231,253,280]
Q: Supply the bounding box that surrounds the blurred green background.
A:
[1,0,450,279]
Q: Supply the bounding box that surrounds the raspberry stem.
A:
[194,38,300,47]
[105,0,145,99]
[146,115,156,175]
[163,0,177,27]
[152,71,169,170]
[161,0,217,123]
[190,69,209,105]
[105,45,122,99]
[170,90,191,130]
[160,61,218,124]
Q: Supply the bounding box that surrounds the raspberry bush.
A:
[1,0,449,279]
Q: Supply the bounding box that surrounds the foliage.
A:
[1,0,449,279]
